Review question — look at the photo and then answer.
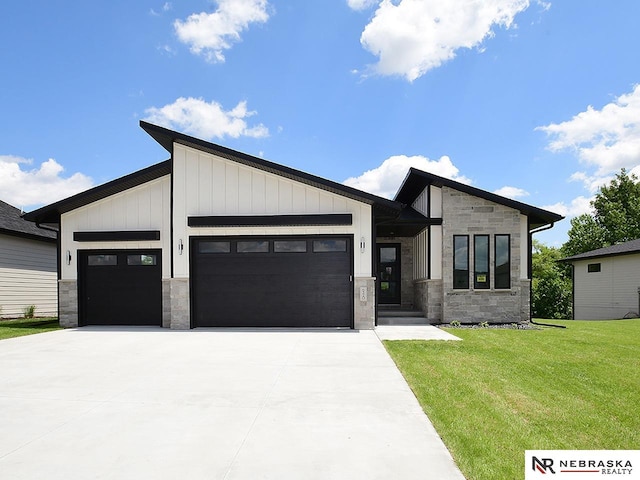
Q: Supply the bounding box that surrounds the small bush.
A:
[479,321,489,328]
[450,320,461,327]
[23,305,36,319]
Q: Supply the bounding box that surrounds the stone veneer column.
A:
[162,278,190,329]
[58,280,78,328]
[354,277,375,329]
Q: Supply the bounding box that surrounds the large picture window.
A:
[453,235,469,289]
[495,234,511,289]
[474,235,490,289]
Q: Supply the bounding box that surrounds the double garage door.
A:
[191,236,353,328]
[78,236,353,328]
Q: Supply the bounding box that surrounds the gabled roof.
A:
[0,200,56,242]
[140,121,401,216]
[23,160,172,225]
[561,238,640,262]
[394,167,564,230]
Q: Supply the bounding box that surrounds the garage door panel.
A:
[192,237,352,328]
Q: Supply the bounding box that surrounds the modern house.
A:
[562,239,640,320]
[0,200,57,318]
[24,121,563,329]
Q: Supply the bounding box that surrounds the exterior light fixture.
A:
[360,236,366,253]
[178,239,184,255]
[66,250,72,265]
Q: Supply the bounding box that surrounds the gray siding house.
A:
[0,200,57,318]
[563,239,640,320]
[25,122,562,328]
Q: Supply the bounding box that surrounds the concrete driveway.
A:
[0,327,464,480]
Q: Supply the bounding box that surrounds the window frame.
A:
[587,263,601,273]
[453,235,470,289]
[473,235,490,289]
[494,234,511,289]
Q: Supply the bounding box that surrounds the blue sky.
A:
[2,0,640,246]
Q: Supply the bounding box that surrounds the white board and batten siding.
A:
[573,254,640,320]
[411,186,443,281]
[60,175,172,280]
[0,234,57,317]
[172,144,373,277]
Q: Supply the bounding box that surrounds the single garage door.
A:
[191,236,353,328]
[78,250,162,326]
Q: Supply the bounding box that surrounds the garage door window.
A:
[127,254,157,266]
[237,241,269,253]
[274,240,307,253]
[87,254,118,266]
[199,241,231,253]
[313,239,347,252]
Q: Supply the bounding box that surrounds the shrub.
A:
[479,321,489,328]
[23,305,36,319]
[450,320,461,327]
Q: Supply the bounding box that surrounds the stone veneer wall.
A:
[58,279,78,328]
[162,278,190,329]
[376,237,414,308]
[354,277,375,329]
[414,279,443,323]
[440,186,529,323]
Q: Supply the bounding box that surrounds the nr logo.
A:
[532,456,556,474]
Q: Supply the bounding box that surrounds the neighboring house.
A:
[24,121,562,329]
[0,200,57,318]
[562,239,640,320]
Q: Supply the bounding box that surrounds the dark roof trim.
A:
[394,168,564,230]
[188,214,352,228]
[140,121,401,215]
[561,238,640,262]
[24,160,172,225]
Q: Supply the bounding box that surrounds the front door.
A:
[377,244,401,304]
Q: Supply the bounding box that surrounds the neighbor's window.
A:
[474,235,490,289]
[587,263,601,273]
[453,235,469,289]
[494,234,510,289]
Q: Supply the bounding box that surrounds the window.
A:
[274,240,307,253]
[587,263,601,273]
[453,235,469,289]
[494,235,510,289]
[313,239,347,252]
[236,241,269,253]
[199,241,231,254]
[127,254,157,266]
[87,254,117,266]
[474,235,490,289]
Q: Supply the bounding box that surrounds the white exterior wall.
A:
[573,254,640,320]
[60,176,172,280]
[172,144,373,278]
[0,234,57,317]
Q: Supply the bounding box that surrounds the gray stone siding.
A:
[162,278,190,329]
[414,279,443,322]
[440,186,529,323]
[376,237,414,308]
[354,277,375,329]
[58,280,78,328]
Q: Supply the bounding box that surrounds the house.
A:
[562,239,640,320]
[24,121,563,329]
[0,200,57,318]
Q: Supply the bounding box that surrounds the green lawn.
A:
[383,320,640,480]
[0,318,61,340]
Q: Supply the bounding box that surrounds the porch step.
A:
[377,316,433,326]
[377,307,433,326]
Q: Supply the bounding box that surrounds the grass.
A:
[383,320,640,480]
[0,317,61,340]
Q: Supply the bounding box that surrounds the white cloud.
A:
[174,0,270,63]
[537,84,640,178]
[542,196,592,218]
[493,186,529,199]
[358,0,531,81]
[0,155,93,209]
[343,154,470,199]
[150,2,172,16]
[144,97,269,140]
[347,0,378,11]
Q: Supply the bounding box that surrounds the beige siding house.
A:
[24,121,562,329]
[563,239,640,320]
[0,200,57,318]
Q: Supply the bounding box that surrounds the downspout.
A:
[529,222,567,329]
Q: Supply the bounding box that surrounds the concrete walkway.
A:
[0,328,465,480]
[375,325,462,341]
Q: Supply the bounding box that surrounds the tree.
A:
[531,240,572,319]
[562,169,640,257]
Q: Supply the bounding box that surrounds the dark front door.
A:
[377,244,401,304]
[78,250,162,326]
[191,236,353,328]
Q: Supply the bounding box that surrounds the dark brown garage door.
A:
[78,250,162,326]
[191,236,353,328]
